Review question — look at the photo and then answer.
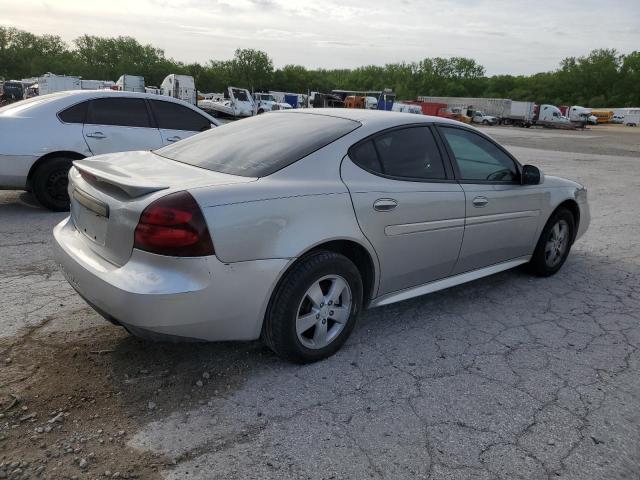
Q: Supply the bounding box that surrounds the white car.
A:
[0,90,219,210]
[471,111,498,125]
[53,110,589,363]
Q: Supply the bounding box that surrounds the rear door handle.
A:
[373,198,398,212]
[85,132,106,139]
[166,136,181,142]
[472,196,489,207]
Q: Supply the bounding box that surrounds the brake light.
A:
[134,191,214,257]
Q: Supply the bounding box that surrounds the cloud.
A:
[1,0,639,74]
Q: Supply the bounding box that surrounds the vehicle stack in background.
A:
[252,92,293,113]
[4,69,638,128]
[198,86,256,118]
[418,96,510,125]
[161,74,197,105]
[115,74,145,93]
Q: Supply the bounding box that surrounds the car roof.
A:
[0,89,218,123]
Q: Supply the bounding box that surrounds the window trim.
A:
[434,124,523,185]
[85,97,153,129]
[347,123,456,183]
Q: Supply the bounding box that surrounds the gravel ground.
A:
[1,124,639,479]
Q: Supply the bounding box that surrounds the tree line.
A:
[1,26,639,107]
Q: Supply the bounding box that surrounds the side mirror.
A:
[521,165,541,185]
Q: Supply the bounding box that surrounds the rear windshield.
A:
[155,112,360,177]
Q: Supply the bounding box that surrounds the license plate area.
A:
[71,189,108,245]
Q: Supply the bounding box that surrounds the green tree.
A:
[231,48,273,92]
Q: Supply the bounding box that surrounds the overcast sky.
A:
[2,0,639,75]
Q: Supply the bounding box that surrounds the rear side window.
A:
[87,98,150,128]
[156,112,360,177]
[149,100,211,132]
[58,101,87,124]
[350,126,446,180]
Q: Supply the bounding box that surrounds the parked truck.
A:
[115,75,145,92]
[502,101,536,126]
[417,96,512,121]
[534,104,573,128]
[161,74,197,105]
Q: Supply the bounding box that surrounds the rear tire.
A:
[32,157,73,211]
[262,250,363,363]
[528,208,575,277]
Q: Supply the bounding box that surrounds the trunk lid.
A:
[69,150,255,266]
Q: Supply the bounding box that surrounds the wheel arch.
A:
[259,237,379,341]
[554,199,580,242]
[27,151,86,189]
[302,239,378,303]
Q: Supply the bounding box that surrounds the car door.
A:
[148,99,214,145]
[83,97,163,155]
[437,125,543,274]
[341,125,466,296]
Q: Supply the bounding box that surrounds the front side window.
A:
[439,127,518,182]
[349,126,446,180]
[149,100,211,132]
[87,98,150,128]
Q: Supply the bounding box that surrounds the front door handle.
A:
[85,131,106,139]
[373,198,398,212]
[166,136,181,142]
[472,196,489,207]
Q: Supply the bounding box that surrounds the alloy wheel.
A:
[296,275,352,349]
[544,219,569,267]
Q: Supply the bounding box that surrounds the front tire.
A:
[262,251,363,363]
[528,208,575,277]
[32,157,73,211]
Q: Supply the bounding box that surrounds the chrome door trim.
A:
[369,256,531,307]
[466,210,539,226]
[385,217,465,236]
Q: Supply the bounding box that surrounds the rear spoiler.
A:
[73,160,169,198]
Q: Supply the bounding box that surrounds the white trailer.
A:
[503,101,536,126]
[417,96,512,120]
[624,113,640,127]
[161,74,197,105]
[116,75,145,92]
[37,74,81,95]
[80,79,115,90]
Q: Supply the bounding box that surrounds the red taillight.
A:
[134,191,214,257]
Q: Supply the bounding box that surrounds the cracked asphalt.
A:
[1,124,639,479]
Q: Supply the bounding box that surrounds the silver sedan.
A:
[53,110,590,363]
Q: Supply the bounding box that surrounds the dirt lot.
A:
[1,124,639,479]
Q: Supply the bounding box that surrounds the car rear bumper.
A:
[53,216,290,341]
